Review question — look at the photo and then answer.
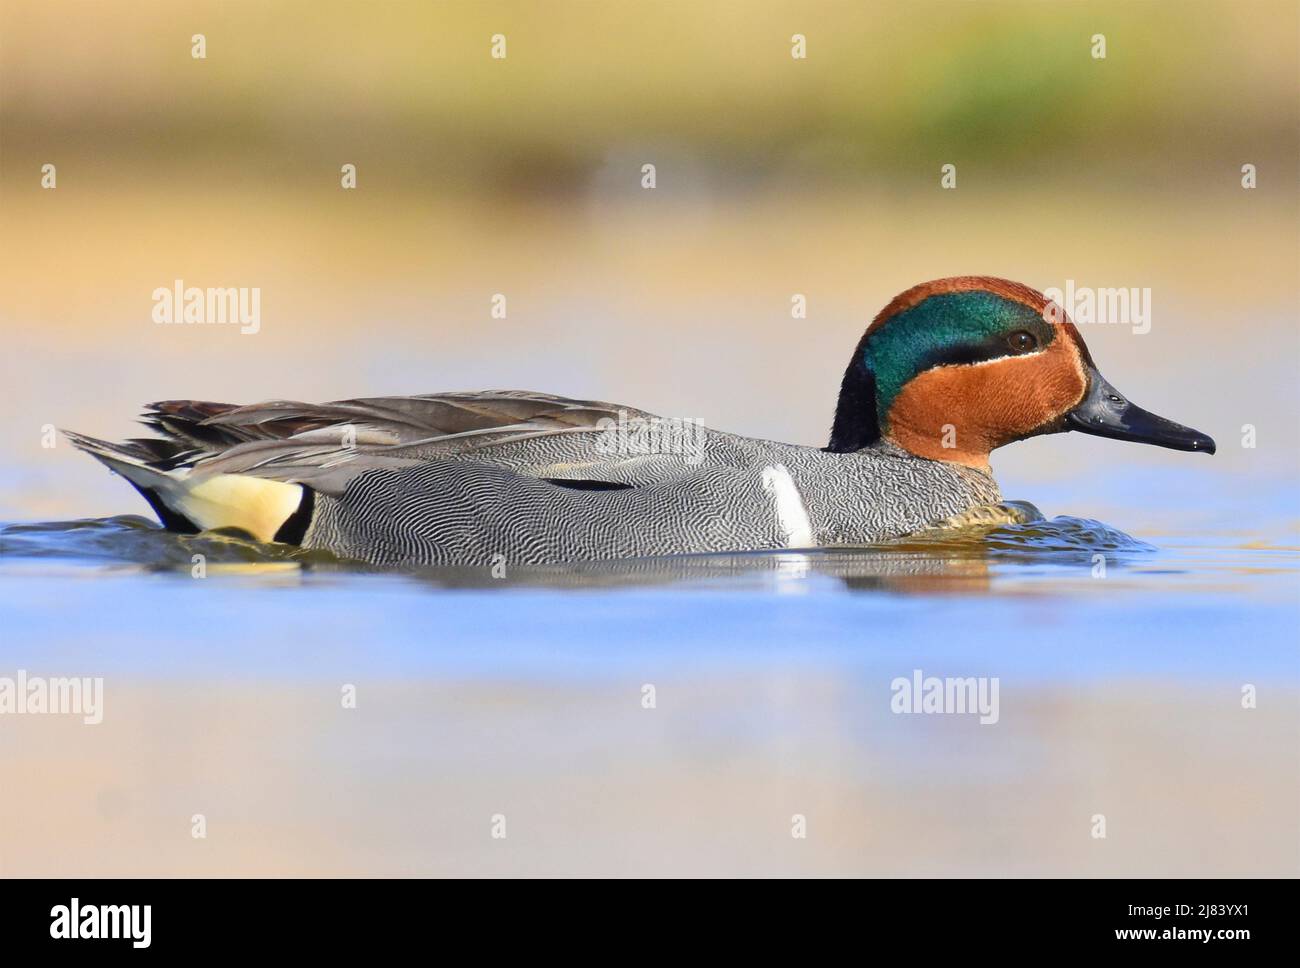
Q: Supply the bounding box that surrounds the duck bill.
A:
[1066,366,1216,454]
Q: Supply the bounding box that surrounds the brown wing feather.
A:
[143,391,634,449]
[127,391,657,493]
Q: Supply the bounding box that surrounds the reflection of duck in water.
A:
[65,277,1214,567]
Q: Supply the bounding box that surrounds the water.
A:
[2,487,1295,876]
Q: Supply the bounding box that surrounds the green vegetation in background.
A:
[0,0,1295,193]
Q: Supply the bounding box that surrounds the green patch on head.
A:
[864,291,1055,427]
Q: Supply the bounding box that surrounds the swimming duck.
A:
[65,276,1214,567]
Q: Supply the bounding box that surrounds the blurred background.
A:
[1,0,1296,518]
[0,1,1296,876]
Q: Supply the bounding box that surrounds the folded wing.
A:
[135,391,703,493]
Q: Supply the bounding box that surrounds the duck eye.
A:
[1007,330,1037,353]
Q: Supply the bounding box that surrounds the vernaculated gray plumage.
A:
[62,277,1215,566]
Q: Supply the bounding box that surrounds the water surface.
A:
[1,479,1295,876]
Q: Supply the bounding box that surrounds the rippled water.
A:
[0,506,1152,575]
[0,509,1197,600]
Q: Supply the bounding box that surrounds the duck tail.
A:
[61,429,182,499]
[62,429,308,543]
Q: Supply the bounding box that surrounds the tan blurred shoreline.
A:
[3,187,1295,334]
[1,679,1295,876]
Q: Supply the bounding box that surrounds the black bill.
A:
[1066,366,1216,454]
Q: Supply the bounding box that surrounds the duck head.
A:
[828,276,1215,470]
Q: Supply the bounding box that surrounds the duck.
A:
[64,276,1215,567]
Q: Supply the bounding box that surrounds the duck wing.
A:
[138,391,710,493]
[142,391,623,447]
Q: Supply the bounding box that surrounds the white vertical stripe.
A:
[760,464,815,549]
